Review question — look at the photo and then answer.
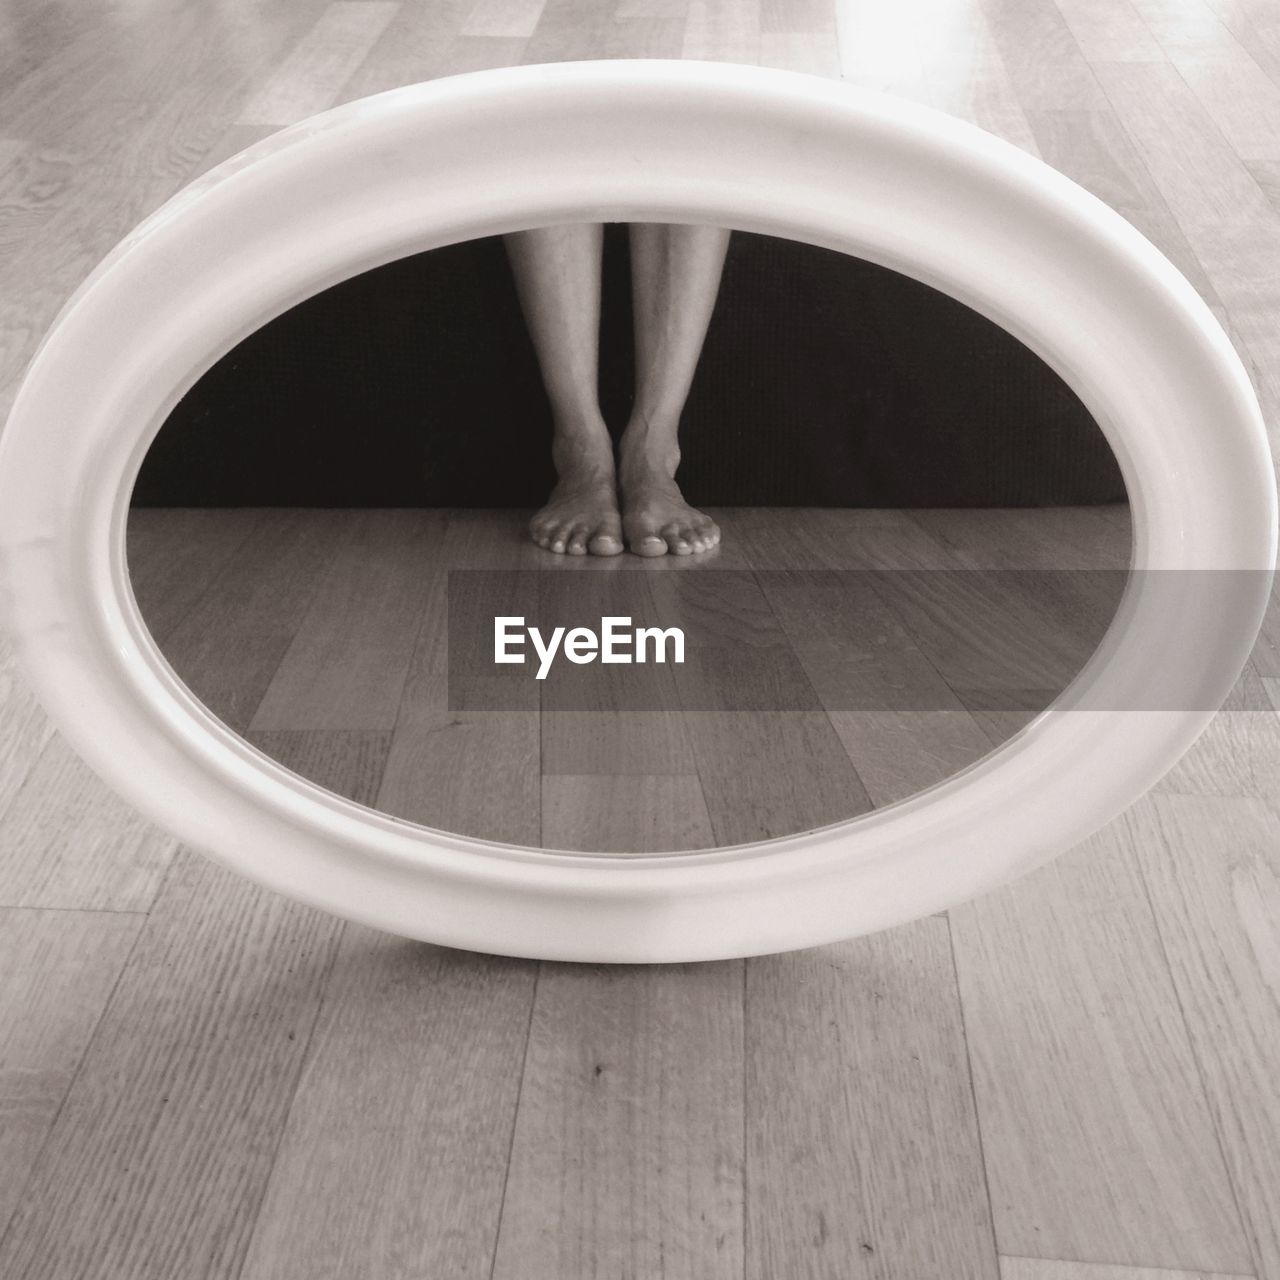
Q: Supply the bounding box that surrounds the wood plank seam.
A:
[948,910,1004,1267]
[484,963,541,1280]
[0,909,146,1255]
[1129,834,1264,1276]
[231,915,353,1276]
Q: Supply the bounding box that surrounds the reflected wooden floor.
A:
[127,505,1132,851]
[4,1,1280,1278]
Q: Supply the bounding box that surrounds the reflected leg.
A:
[619,222,730,557]
[505,224,622,556]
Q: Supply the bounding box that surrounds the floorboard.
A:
[0,632,56,820]
[249,510,444,732]
[1000,1259,1254,1280]
[746,919,998,1279]
[541,774,715,851]
[0,851,344,1280]
[154,509,350,735]
[949,825,1253,1273]
[238,929,537,1280]
[239,1,402,126]
[0,734,178,912]
[1124,794,1280,1280]
[492,959,744,1278]
[0,907,142,1241]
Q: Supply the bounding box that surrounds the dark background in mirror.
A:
[132,228,1125,508]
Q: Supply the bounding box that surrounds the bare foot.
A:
[619,455,720,557]
[530,458,624,556]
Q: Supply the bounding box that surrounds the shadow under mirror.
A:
[125,225,1132,854]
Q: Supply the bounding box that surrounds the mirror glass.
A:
[126,225,1131,853]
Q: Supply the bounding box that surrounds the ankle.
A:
[619,426,680,484]
[551,427,615,484]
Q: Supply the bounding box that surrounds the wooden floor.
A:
[3,2,1280,1278]
[125,505,1134,850]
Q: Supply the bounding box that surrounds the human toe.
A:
[588,527,623,556]
[633,529,668,556]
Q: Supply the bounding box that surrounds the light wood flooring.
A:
[126,504,1134,851]
[3,2,1280,1278]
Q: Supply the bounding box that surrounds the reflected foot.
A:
[619,463,720,557]
[529,469,623,556]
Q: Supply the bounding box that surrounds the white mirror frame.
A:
[0,61,1274,962]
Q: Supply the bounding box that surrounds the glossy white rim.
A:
[0,61,1274,962]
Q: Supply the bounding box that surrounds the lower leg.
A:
[620,222,730,555]
[504,224,622,555]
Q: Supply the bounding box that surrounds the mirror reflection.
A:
[126,225,1131,853]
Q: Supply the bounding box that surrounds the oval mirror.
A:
[0,62,1273,961]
